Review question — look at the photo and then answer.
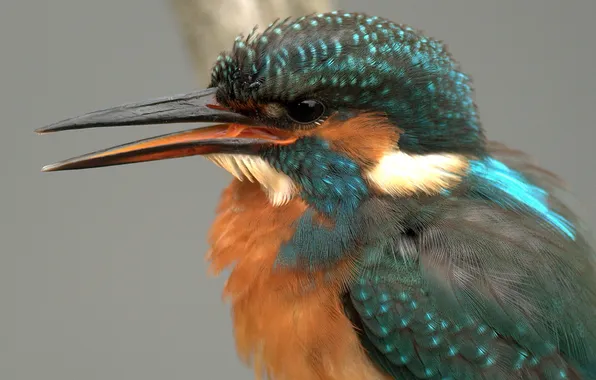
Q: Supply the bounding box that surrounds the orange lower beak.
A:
[36,88,296,172]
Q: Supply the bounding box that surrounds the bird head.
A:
[38,11,484,216]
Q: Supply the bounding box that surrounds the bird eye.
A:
[286,100,326,124]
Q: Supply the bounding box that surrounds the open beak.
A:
[36,87,296,172]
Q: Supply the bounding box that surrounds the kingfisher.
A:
[37,11,596,380]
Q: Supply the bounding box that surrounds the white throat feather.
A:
[205,154,297,206]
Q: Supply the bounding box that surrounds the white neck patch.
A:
[365,151,469,196]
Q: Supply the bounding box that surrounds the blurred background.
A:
[3,0,596,379]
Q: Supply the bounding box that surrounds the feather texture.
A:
[205,153,297,206]
[365,152,469,197]
[207,180,391,380]
[341,143,596,379]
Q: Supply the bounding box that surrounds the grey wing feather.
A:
[343,142,596,379]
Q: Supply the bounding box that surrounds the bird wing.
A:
[342,142,596,379]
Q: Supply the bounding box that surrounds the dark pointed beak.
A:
[37,87,296,172]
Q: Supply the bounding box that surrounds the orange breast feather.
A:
[206,180,390,380]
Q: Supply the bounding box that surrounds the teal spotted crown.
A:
[210,11,484,155]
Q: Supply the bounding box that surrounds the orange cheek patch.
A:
[313,113,400,169]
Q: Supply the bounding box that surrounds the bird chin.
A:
[205,153,297,207]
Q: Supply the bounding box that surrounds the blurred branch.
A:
[169,0,336,86]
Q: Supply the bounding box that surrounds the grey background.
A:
[3,1,596,379]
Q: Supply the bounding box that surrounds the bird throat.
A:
[204,153,297,206]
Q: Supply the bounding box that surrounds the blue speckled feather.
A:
[337,144,596,379]
[212,11,483,156]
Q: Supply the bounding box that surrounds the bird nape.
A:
[37,11,596,380]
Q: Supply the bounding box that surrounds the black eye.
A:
[286,100,326,124]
